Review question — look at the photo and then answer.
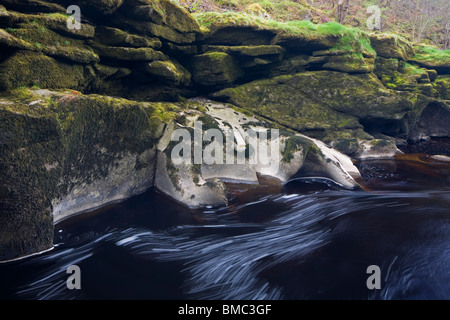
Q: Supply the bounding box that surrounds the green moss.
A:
[332,138,360,156]
[281,135,315,163]
[197,114,220,130]
[0,51,92,92]
[369,139,389,147]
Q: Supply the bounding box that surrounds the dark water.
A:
[1,142,450,300]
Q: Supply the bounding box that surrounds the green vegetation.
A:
[412,45,450,63]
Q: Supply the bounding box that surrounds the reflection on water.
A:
[0,148,449,300]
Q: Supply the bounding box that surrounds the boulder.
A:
[0,51,92,91]
[370,33,415,60]
[416,101,450,138]
[121,0,200,34]
[143,60,191,85]
[189,52,243,87]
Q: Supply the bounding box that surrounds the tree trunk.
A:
[336,0,350,24]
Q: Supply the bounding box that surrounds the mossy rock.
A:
[65,0,124,16]
[189,52,243,87]
[121,0,200,34]
[144,60,191,86]
[1,0,66,13]
[113,14,197,44]
[38,13,96,39]
[0,28,35,50]
[0,105,61,261]
[201,44,285,58]
[89,40,167,61]
[332,138,361,157]
[212,71,413,140]
[266,55,309,77]
[0,51,92,91]
[44,45,100,64]
[433,76,450,100]
[272,31,338,53]
[4,22,99,64]
[128,84,196,102]
[322,54,375,74]
[95,26,162,49]
[164,42,198,56]
[369,33,415,60]
[193,11,276,46]
[0,88,179,260]
[374,56,399,79]
[211,71,364,140]
[381,63,436,96]
[0,10,95,39]
[409,45,450,74]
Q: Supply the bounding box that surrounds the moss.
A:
[0,51,91,92]
[332,138,360,156]
[281,135,315,163]
[410,45,450,73]
[197,114,221,130]
[369,139,390,147]
[0,95,64,260]
[370,33,415,60]
[189,51,243,86]
[433,76,450,100]
[144,60,191,85]
[5,24,99,64]
[95,26,162,49]
[89,41,167,61]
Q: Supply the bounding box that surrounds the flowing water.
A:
[1,140,450,300]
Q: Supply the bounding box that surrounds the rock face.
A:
[0,1,449,261]
[0,89,172,261]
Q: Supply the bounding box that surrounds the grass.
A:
[404,63,426,76]
[412,45,450,63]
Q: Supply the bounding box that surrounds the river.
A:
[1,139,449,300]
